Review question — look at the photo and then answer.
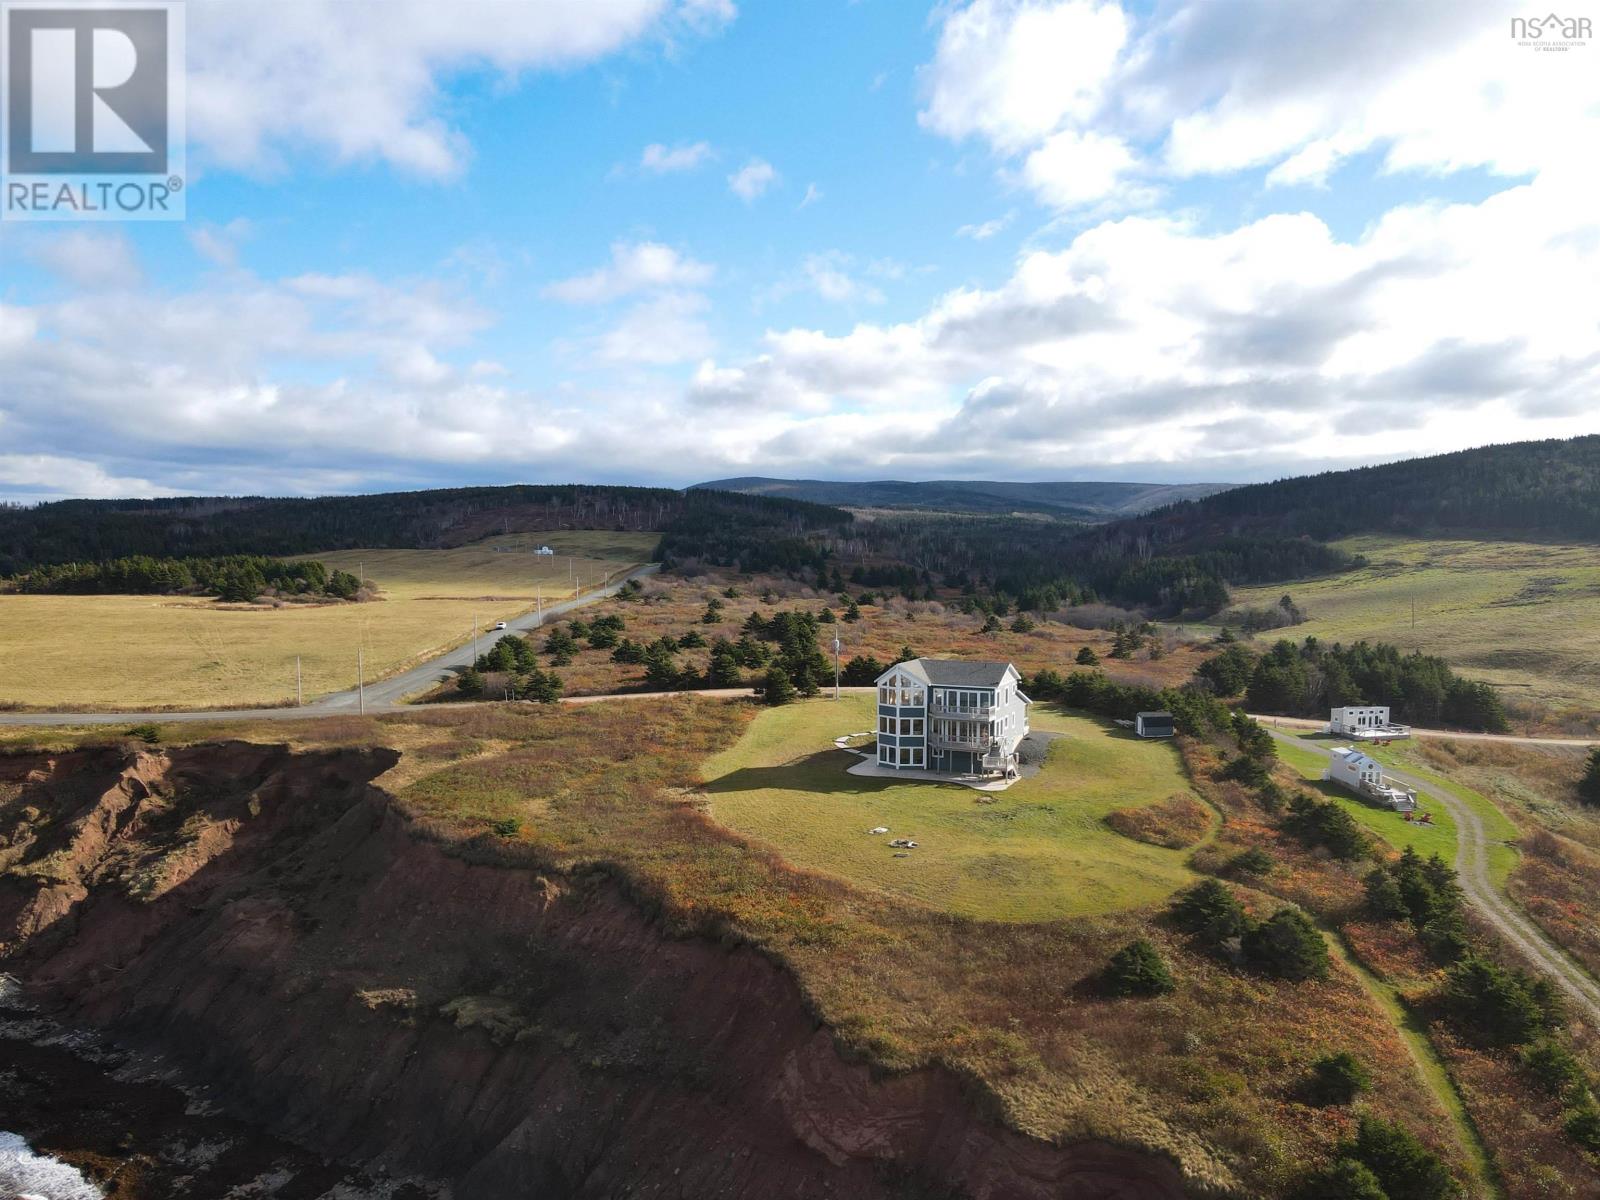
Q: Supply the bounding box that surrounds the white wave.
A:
[0,1132,104,1200]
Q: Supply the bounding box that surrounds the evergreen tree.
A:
[1343,1115,1460,1200]
[1243,907,1329,981]
[1103,939,1176,997]
[1292,1158,1389,1200]
[1306,1052,1372,1105]
[1580,748,1600,807]
[762,663,797,706]
[1076,645,1100,666]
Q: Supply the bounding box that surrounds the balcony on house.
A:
[928,699,993,719]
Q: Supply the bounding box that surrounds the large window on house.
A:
[877,672,924,708]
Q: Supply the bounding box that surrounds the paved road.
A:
[0,564,660,728]
[1270,728,1600,1026]
[1250,712,1596,749]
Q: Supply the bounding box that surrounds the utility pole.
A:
[472,613,479,663]
[357,646,365,716]
[296,656,302,707]
[536,586,542,626]
[833,635,841,701]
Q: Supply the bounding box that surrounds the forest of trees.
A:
[0,485,851,577]
[1198,636,1509,732]
[8,554,363,602]
[1111,435,1600,548]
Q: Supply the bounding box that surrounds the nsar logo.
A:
[1511,11,1592,51]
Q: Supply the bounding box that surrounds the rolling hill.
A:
[691,476,1232,519]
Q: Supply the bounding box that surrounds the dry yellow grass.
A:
[1225,535,1600,730]
[0,531,656,711]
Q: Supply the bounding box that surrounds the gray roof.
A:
[906,658,1016,688]
[1137,711,1173,720]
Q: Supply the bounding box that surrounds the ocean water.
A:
[0,1132,104,1200]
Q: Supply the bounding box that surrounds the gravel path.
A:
[1270,729,1600,1026]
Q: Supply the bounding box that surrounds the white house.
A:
[874,659,1031,776]
[1327,705,1410,741]
[1326,747,1417,812]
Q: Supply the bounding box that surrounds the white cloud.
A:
[0,455,177,500]
[599,292,715,364]
[187,1,734,179]
[189,219,256,268]
[23,230,143,289]
[918,1,1600,211]
[639,140,714,173]
[919,0,1128,152]
[542,241,714,304]
[1021,129,1142,208]
[799,182,824,208]
[683,163,1600,472]
[956,213,1013,240]
[728,158,778,201]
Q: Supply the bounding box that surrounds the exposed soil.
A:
[0,742,1195,1200]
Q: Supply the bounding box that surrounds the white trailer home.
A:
[1327,705,1410,741]
[1326,747,1418,812]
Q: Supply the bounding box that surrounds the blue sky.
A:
[1,0,1596,500]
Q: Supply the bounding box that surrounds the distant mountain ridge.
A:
[691,477,1232,519]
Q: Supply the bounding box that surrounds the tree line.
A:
[7,554,364,602]
[1196,636,1508,732]
[0,484,851,577]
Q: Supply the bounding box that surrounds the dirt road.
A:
[1270,729,1600,1026]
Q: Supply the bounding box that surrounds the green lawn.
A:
[700,696,1205,921]
[1273,737,1461,863]
[1366,746,1522,888]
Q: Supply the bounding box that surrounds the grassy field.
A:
[701,694,1205,921]
[1224,535,1600,731]
[0,531,656,711]
[1273,738,1462,864]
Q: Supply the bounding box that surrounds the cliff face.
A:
[0,744,1190,1200]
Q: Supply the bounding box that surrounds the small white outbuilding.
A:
[1327,705,1410,741]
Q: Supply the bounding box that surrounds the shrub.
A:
[1243,907,1329,982]
[1103,939,1175,998]
[1520,1038,1588,1102]
[125,723,161,745]
[1579,748,1600,808]
[1306,1051,1372,1105]
[1229,846,1275,876]
[1566,1102,1600,1153]
[678,629,707,649]
[455,667,484,699]
[1076,645,1099,666]
[1285,792,1370,860]
[1171,879,1248,948]
[1443,955,1560,1047]
[1344,1115,1460,1200]
[1293,1157,1389,1200]
[1009,614,1035,633]
[489,817,521,838]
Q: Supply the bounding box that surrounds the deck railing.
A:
[929,701,992,719]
